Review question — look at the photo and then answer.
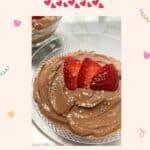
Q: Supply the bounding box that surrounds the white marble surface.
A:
[32,124,55,146]
[32,16,121,146]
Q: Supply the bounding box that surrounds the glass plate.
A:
[32,33,121,145]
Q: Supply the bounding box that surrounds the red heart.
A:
[75,3,80,8]
[87,2,92,7]
[56,0,62,6]
[44,0,51,6]
[98,3,104,8]
[51,3,56,8]
[63,2,68,7]
[68,0,75,6]
[80,0,86,6]
[92,0,99,5]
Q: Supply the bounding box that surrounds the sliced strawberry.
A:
[77,58,101,88]
[90,64,119,91]
[64,56,81,90]
[32,16,44,20]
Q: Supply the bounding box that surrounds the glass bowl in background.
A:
[32,16,62,47]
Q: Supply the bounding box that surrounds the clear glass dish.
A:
[32,33,121,145]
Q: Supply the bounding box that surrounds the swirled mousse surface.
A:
[33,51,121,137]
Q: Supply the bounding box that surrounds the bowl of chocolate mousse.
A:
[32,16,61,47]
[33,51,121,144]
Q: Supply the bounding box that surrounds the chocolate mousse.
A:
[33,51,121,138]
[32,16,61,45]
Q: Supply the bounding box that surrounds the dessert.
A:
[33,51,121,139]
[32,16,61,45]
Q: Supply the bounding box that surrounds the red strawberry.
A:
[90,64,119,91]
[77,58,101,88]
[64,56,81,90]
[32,16,44,20]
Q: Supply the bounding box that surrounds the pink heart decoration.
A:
[87,2,92,7]
[80,0,86,6]
[99,3,104,8]
[63,2,68,7]
[75,3,80,8]
[144,51,150,59]
[68,0,75,6]
[51,3,56,8]
[56,0,62,6]
[43,0,104,8]
[44,0,51,6]
[92,0,98,5]
[14,19,22,27]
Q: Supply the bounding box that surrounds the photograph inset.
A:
[32,16,121,146]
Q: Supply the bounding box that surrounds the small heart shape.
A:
[51,3,56,8]
[68,0,75,6]
[44,0,51,6]
[80,0,86,6]
[92,0,99,5]
[87,2,92,7]
[63,2,68,7]
[56,0,62,6]
[14,19,22,27]
[74,3,80,8]
[144,51,150,59]
[98,3,104,8]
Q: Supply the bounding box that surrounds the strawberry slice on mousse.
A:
[77,58,101,88]
[32,16,44,20]
[90,64,119,91]
[64,56,81,90]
